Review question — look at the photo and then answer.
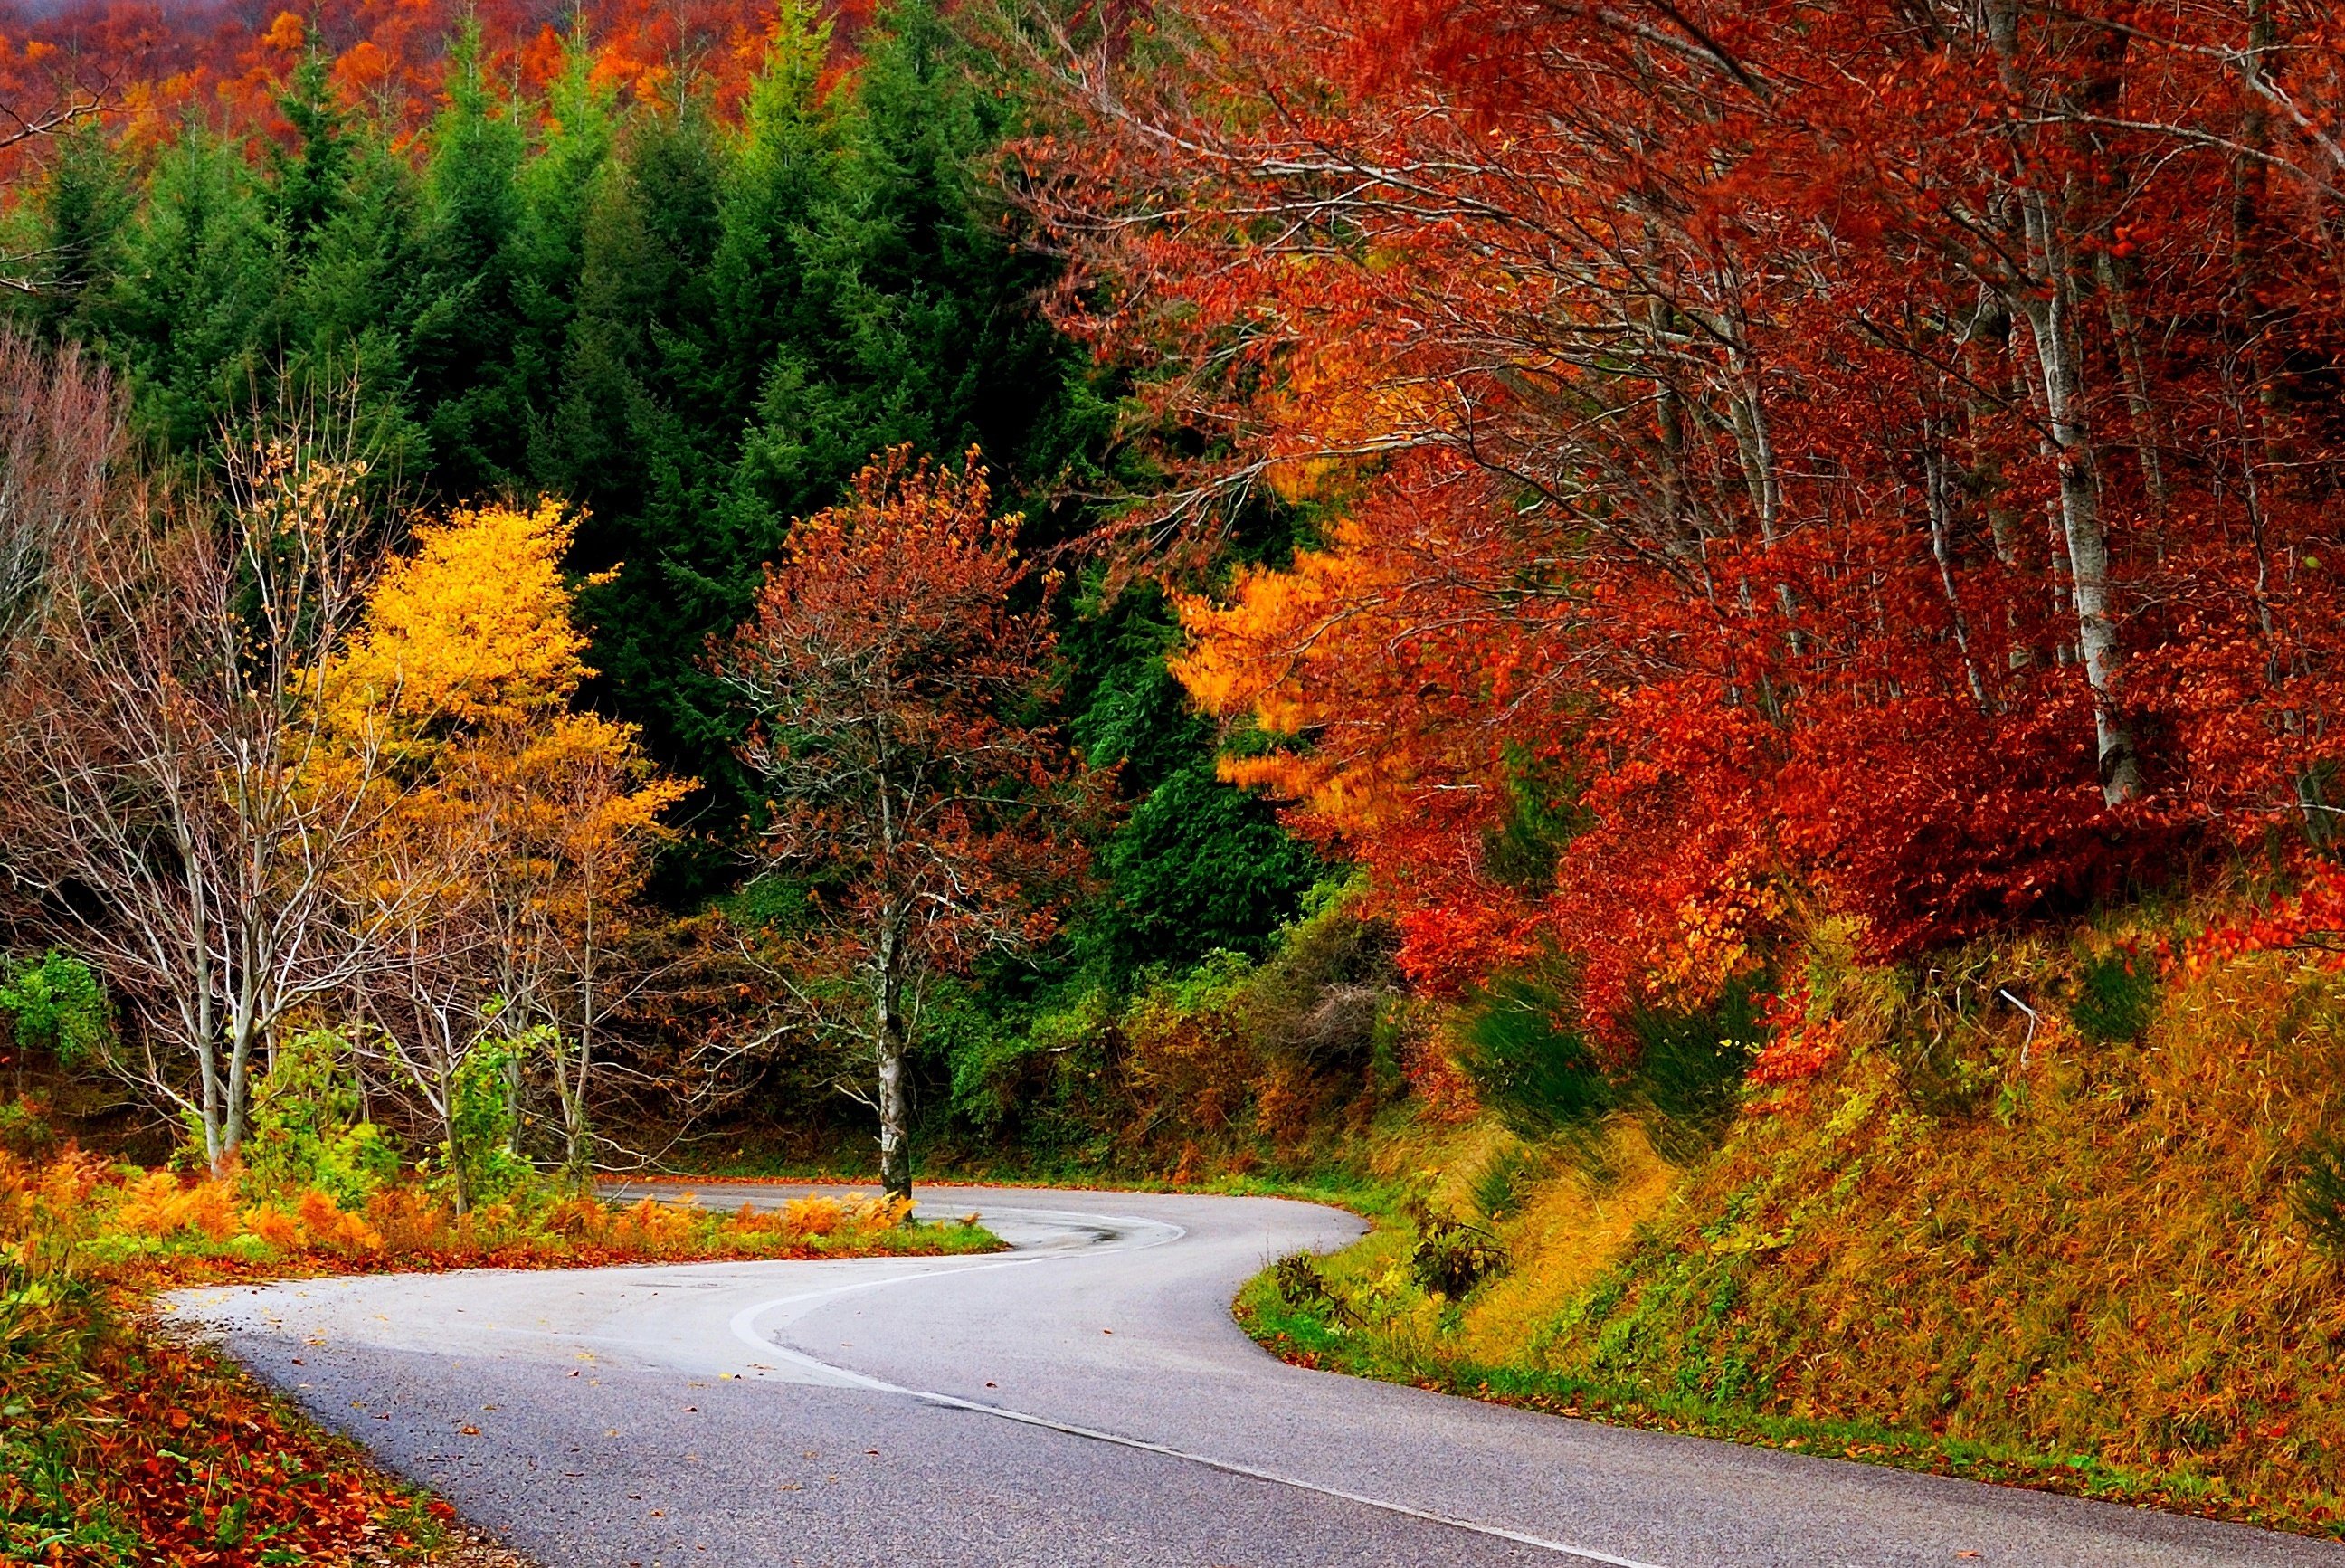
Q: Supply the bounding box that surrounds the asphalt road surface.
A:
[167,1183,2340,1568]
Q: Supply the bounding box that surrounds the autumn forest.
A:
[8,0,2345,1559]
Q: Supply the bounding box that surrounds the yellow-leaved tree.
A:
[324,499,686,1199]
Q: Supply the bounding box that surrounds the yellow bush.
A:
[545,1193,609,1241]
[115,1172,238,1240]
[783,1195,843,1237]
[853,1194,914,1231]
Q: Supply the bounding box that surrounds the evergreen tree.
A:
[24,122,130,343]
[281,125,430,482]
[404,23,527,500]
[707,0,842,418]
[1062,584,1321,979]
[733,0,1097,525]
[267,52,354,255]
[511,32,619,465]
[103,128,280,452]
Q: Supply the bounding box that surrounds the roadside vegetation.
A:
[1,1091,986,1563]
[1224,905,2345,1538]
[2,0,2345,1557]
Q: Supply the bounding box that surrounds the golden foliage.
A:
[328,499,590,736]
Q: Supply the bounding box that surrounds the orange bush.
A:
[782,1195,844,1237]
[295,1188,384,1254]
[115,1171,238,1240]
[238,1204,300,1250]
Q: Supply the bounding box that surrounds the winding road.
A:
[167,1184,2338,1568]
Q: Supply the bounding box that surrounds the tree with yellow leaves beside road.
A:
[324,499,686,1201]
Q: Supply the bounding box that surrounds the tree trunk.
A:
[874,920,912,1203]
[1988,0,2143,806]
[2016,203,2142,805]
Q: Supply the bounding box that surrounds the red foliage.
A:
[39,1315,448,1568]
[1029,0,2345,1026]
[2187,864,2345,974]
[0,0,874,157]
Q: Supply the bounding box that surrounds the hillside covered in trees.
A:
[8,0,2345,1551]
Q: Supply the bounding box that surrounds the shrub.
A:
[441,1031,546,1210]
[114,1172,237,1241]
[0,1097,57,1161]
[2073,949,2159,1044]
[783,1195,845,1236]
[1454,971,1612,1137]
[1271,1250,1339,1313]
[0,952,109,1070]
[2293,1133,2345,1252]
[242,1029,400,1208]
[1408,1212,1509,1298]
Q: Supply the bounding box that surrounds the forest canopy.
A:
[0,0,2341,1180]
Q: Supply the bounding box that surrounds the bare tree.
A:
[0,391,394,1172]
[0,332,116,659]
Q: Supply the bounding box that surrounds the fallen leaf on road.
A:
[460,1425,480,1436]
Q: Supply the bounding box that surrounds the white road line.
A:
[726,1206,1672,1568]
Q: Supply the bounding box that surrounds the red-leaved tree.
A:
[1016,0,2345,1043]
[717,448,1092,1198]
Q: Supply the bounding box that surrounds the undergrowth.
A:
[1231,912,2345,1539]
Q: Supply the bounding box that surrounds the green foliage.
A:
[2292,1133,2345,1253]
[1480,745,1587,896]
[101,129,279,451]
[1468,1143,1540,1221]
[1623,978,1766,1161]
[1063,583,1321,980]
[441,1029,547,1210]
[25,122,130,342]
[267,52,354,252]
[945,984,1113,1132]
[2072,949,2158,1044]
[1455,971,1611,1137]
[0,1097,57,1160]
[0,953,109,1069]
[242,1029,400,1208]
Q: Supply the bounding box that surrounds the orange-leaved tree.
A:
[1024,0,2345,1050]
[323,499,684,1196]
[717,449,1093,1201]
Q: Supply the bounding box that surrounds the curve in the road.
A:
[166,1183,2343,1568]
[717,1216,1657,1567]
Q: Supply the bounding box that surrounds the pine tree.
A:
[281,125,430,483]
[103,128,281,452]
[405,22,527,501]
[24,122,129,343]
[511,31,620,469]
[707,0,843,418]
[268,52,354,255]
